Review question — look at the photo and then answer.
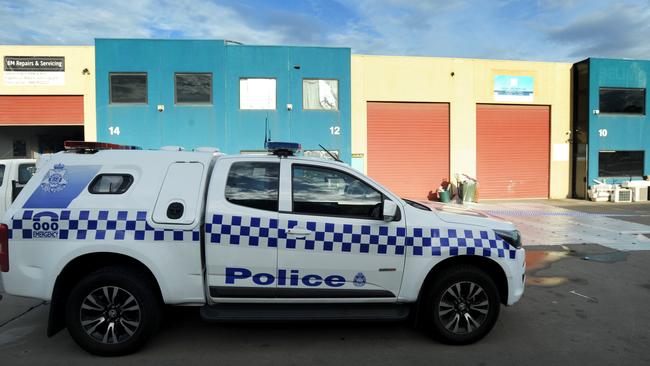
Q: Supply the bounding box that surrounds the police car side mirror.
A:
[383,200,398,222]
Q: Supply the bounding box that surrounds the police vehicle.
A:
[0,158,37,216]
[0,141,525,356]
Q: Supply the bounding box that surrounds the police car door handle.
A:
[286,228,312,237]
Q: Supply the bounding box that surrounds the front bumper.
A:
[506,247,526,305]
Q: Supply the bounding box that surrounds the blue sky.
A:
[1,0,649,61]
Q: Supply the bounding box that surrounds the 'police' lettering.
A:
[302,274,322,287]
[225,267,351,289]
[225,267,252,284]
[324,275,345,287]
[253,273,274,285]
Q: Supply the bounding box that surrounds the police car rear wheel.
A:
[423,265,500,344]
[65,266,161,356]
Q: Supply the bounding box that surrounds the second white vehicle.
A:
[0,141,525,356]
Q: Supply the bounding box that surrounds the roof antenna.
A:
[264,116,271,148]
[319,144,342,162]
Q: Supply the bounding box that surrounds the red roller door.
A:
[476,104,550,199]
[367,102,449,199]
[0,95,84,125]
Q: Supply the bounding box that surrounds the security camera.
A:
[157,104,165,112]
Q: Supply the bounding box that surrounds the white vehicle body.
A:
[0,159,36,216]
[0,145,525,354]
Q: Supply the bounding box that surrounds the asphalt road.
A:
[1,244,649,365]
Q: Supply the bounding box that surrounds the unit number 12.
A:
[329,126,341,135]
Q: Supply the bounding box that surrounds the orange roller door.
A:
[476,104,550,199]
[367,102,449,200]
[0,95,84,125]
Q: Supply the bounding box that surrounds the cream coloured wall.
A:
[0,45,96,141]
[352,55,572,199]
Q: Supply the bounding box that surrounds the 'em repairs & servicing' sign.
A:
[3,56,65,86]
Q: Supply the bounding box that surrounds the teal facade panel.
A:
[95,39,351,162]
[587,58,650,184]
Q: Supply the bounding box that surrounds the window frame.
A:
[109,72,148,105]
[302,78,339,111]
[290,163,385,221]
[224,161,280,212]
[174,72,213,105]
[598,150,645,178]
[598,87,646,115]
[239,77,277,110]
[88,174,135,195]
[17,163,36,185]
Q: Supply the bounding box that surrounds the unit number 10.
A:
[598,129,608,137]
[329,126,341,135]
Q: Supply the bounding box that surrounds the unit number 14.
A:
[108,126,121,136]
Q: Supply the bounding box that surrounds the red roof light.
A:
[64,141,141,152]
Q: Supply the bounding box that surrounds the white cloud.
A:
[1,0,649,61]
[0,0,286,45]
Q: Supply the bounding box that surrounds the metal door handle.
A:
[287,228,312,237]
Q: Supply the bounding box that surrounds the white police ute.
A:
[0,141,525,356]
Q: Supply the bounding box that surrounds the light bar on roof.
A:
[64,141,141,151]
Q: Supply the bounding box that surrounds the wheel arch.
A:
[47,252,163,337]
[416,255,509,309]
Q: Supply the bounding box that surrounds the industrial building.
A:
[1,39,649,200]
[572,58,650,198]
[0,46,95,159]
[94,39,351,162]
[351,55,572,200]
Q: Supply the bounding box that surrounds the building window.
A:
[175,73,212,104]
[110,73,148,104]
[225,162,279,211]
[599,88,645,115]
[599,151,645,177]
[13,140,26,157]
[240,78,276,110]
[0,164,5,187]
[303,79,338,110]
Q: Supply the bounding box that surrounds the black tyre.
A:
[421,265,500,344]
[65,266,161,356]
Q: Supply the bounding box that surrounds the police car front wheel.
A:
[65,266,162,356]
[423,265,500,344]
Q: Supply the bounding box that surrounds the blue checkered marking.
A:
[207,214,517,259]
[10,210,200,242]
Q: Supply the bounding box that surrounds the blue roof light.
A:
[265,141,301,157]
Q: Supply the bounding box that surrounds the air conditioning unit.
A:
[630,187,649,202]
[611,188,632,203]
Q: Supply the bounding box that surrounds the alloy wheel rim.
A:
[437,281,489,334]
[79,286,141,344]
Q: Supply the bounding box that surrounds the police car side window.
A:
[89,174,134,194]
[225,162,279,211]
[292,164,383,220]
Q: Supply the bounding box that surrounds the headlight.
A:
[494,229,522,249]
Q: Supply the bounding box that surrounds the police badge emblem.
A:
[40,163,68,193]
[353,272,366,287]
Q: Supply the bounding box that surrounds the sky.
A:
[1,0,649,62]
